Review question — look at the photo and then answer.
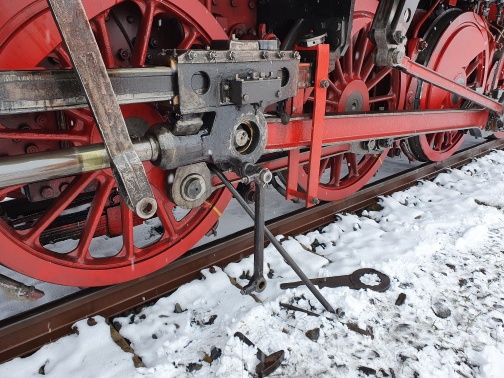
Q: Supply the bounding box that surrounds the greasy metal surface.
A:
[0,68,176,115]
[0,139,157,188]
[280,268,391,292]
[1,139,503,363]
[47,0,156,218]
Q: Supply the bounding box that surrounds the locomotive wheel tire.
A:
[0,0,232,286]
[407,10,490,162]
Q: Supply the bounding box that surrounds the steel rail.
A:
[1,138,503,364]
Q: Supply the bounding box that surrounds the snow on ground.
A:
[1,145,503,377]
[0,136,482,319]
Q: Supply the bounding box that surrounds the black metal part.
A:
[210,166,336,314]
[242,175,267,295]
[258,0,355,56]
[279,302,320,317]
[47,0,156,219]
[280,268,391,292]
[174,41,299,114]
[234,332,285,378]
[370,0,420,66]
[0,68,176,115]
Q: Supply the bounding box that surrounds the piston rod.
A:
[0,138,158,189]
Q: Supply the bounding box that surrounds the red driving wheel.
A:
[407,9,490,161]
[0,0,232,286]
[296,0,399,202]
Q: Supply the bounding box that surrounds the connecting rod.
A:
[47,0,156,219]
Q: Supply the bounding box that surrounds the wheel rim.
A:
[408,10,489,161]
[0,0,231,286]
[297,0,396,202]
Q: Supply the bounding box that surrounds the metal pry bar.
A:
[210,165,336,314]
[47,0,157,219]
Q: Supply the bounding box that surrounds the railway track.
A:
[1,138,503,364]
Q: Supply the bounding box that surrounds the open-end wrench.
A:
[234,332,284,377]
[280,268,391,292]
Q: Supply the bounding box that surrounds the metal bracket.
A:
[47,0,156,219]
[370,0,420,66]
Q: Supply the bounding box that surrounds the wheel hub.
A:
[339,80,370,112]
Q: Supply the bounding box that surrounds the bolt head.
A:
[36,114,48,126]
[261,51,269,59]
[181,175,206,201]
[391,50,404,65]
[118,49,130,61]
[320,80,330,89]
[235,129,250,147]
[310,197,320,205]
[25,144,39,154]
[40,186,55,199]
[242,94,250,101]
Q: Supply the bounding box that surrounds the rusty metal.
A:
[210,165,336,313]
[234,332,285,378]
[241,166,269,295]
[0,275,44,302]
[280,268,391,292]
[47,0,156,219]
[279,303,320,317]
[1,139,503,363]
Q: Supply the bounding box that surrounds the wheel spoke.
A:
[131,1,158,66]
[354,27,369,76]
[319,159,330,180]
[53,45,72,69]
[369,93,396,104]
[433,133,444,151]
[344,36,353,76]
[178,27,198,49]
[153,190,178,239]
[361,46,377,82]
[346,153,359,177]
[465,56,480,78]
[121,202,135,259]
[25,172,99,242]
[328,155,343,186]
[334,59,347,85]
[327,80,342,95]
[92,14,115,68]
[366,67,392,91]
[74,177,115,262]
